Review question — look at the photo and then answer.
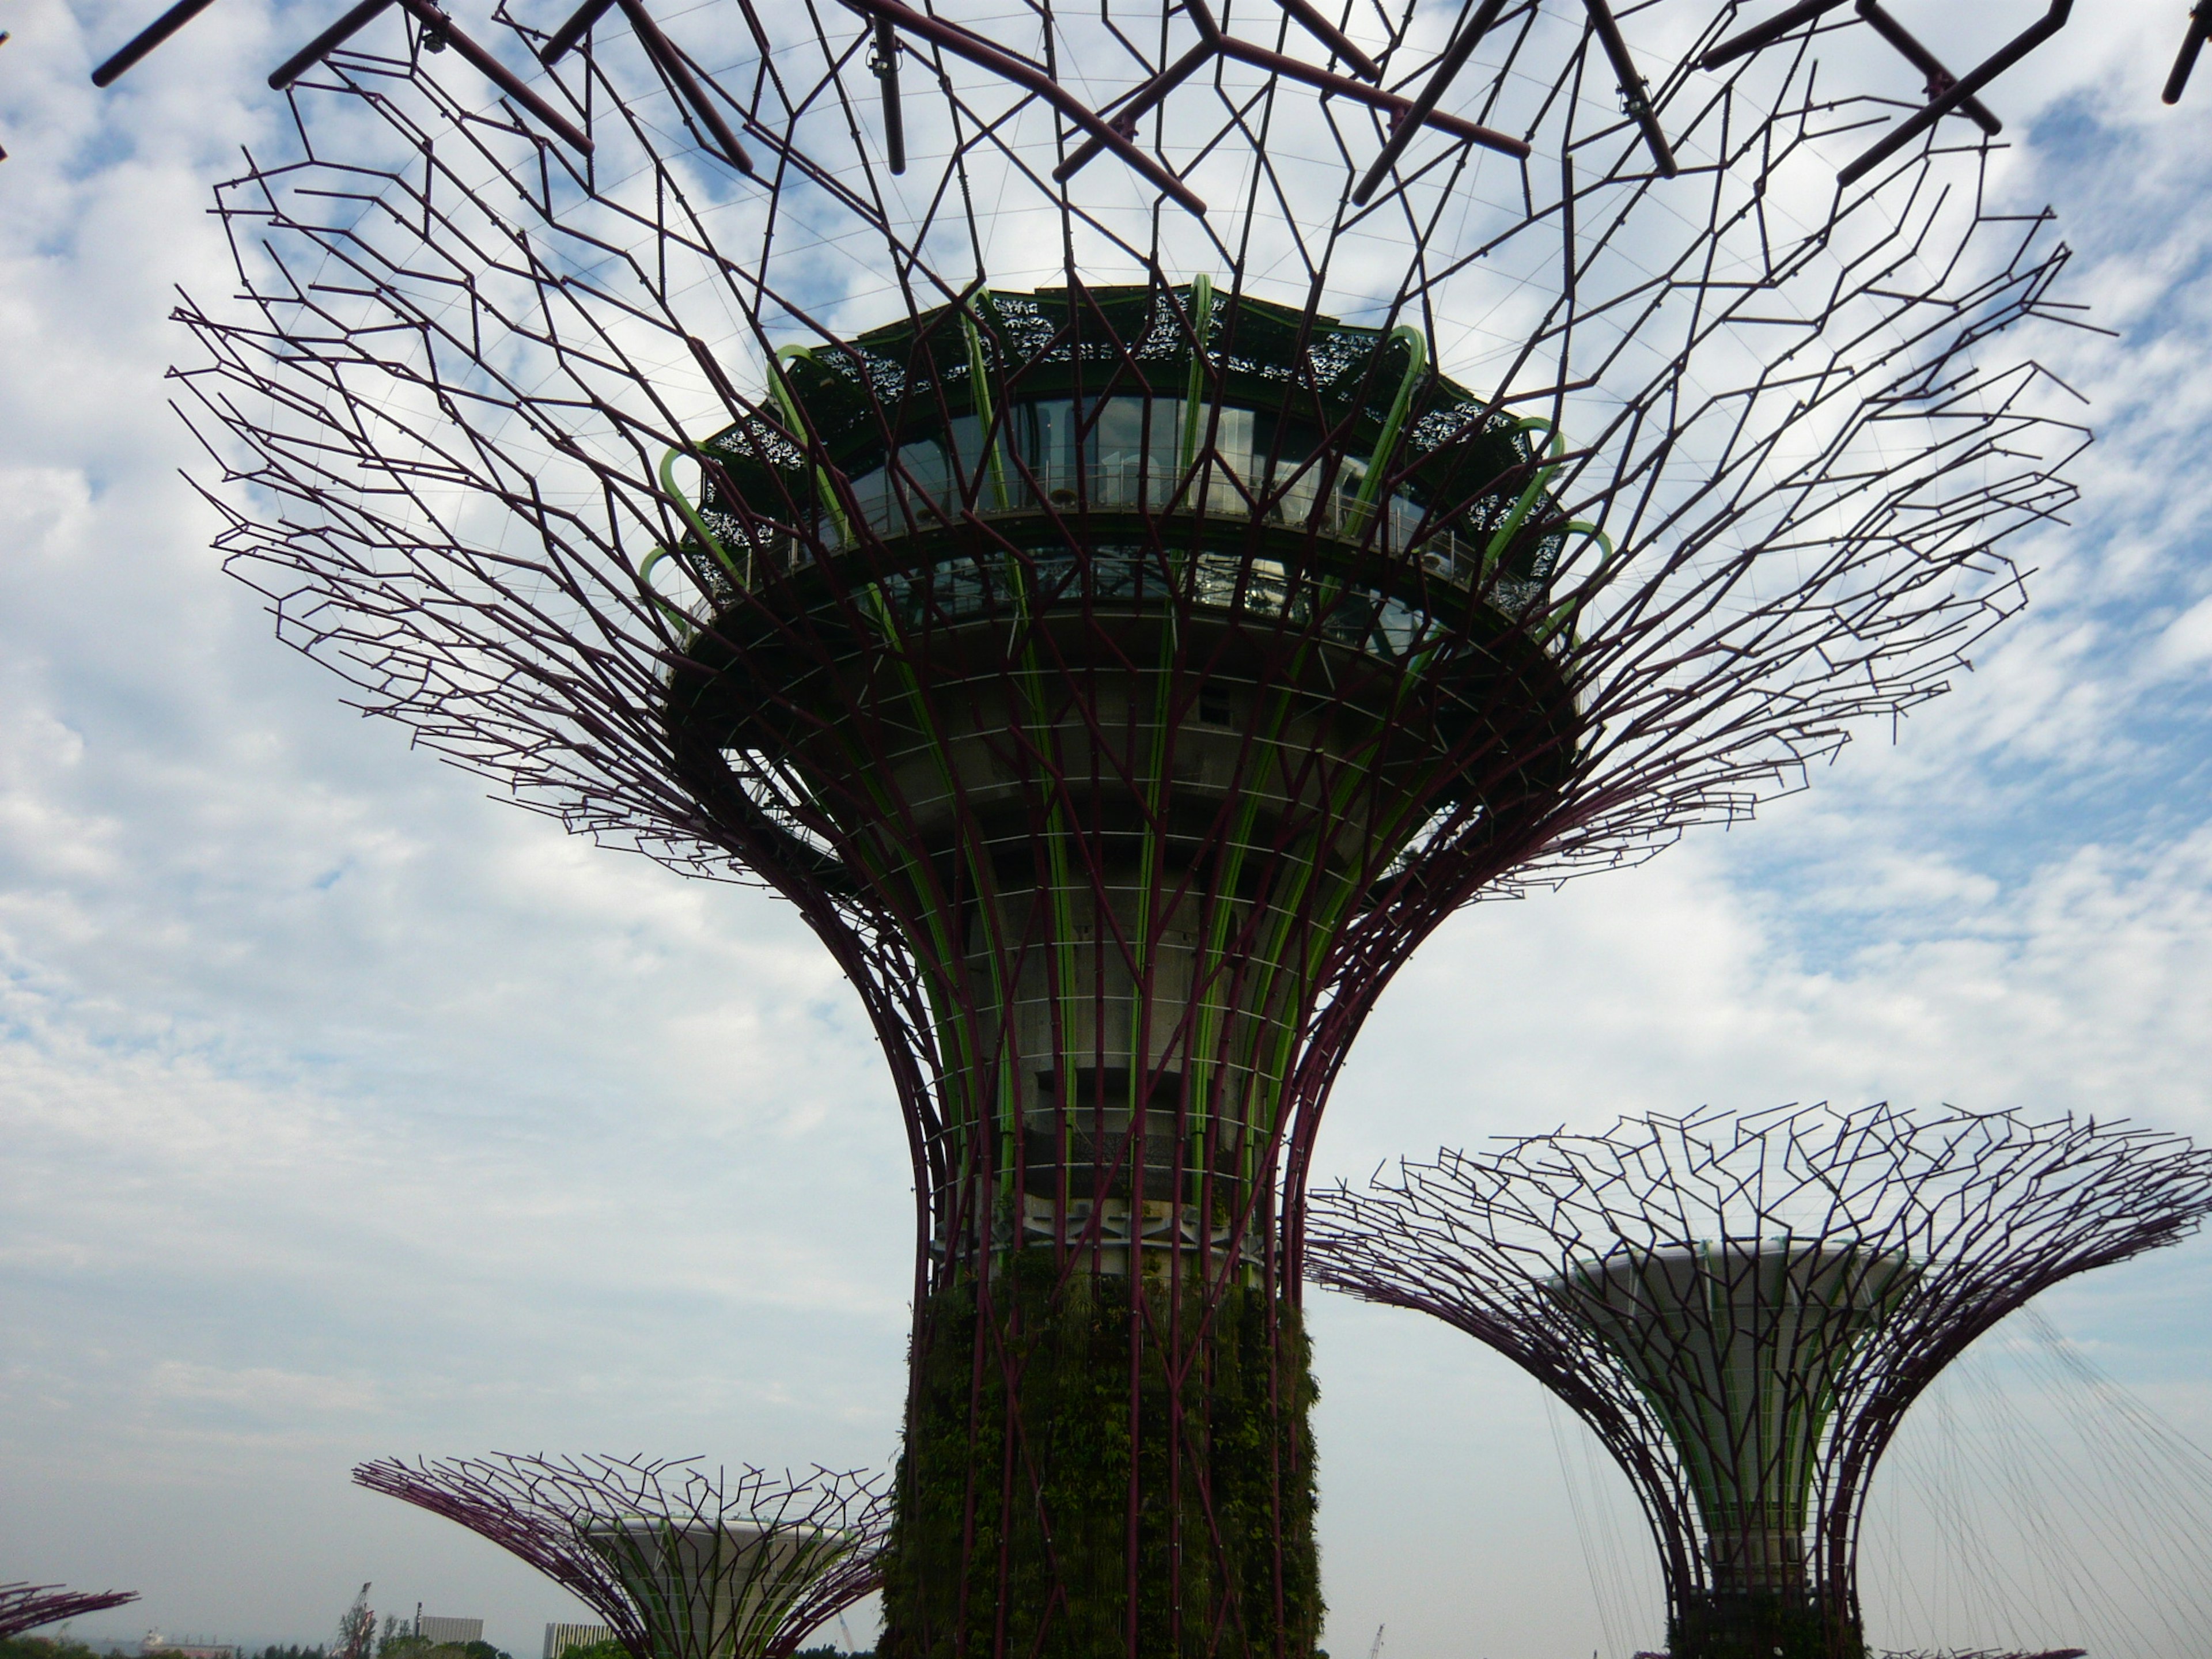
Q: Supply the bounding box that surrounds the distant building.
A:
[414,1622,483,1649]
[141,1633,234,1659]
[540,1626,613,1659]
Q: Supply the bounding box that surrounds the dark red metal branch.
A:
[266,0,395,88]
[2166,0,2212,103]
[91,0,218,86]
[0,1585,140,1641]
[1854,0,2002,134]
[1580,0,1676,176]
[1349,0,1511,204]
[616,0,750,173]
[1268,0,1381,80]
[539,0,616,65]
[1836,0,2071,185]
[1187,0,1528,158]
[1700,0,1850,69]
[840,0,1207,213]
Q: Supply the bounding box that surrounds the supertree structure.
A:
[1305,1104,2212,1659]
[167,0,2087,1650]
[0,1584,139,1640]
[354,1457,887,1659]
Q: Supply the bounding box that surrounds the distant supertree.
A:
[0,1584,139,1641]
[1305,1104,2212,1659]
[354,1457,888,1659]
[170,0,2089,1650]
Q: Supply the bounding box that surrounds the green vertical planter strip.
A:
[882,1257,1320,1659]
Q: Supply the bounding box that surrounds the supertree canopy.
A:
[0,1584,139,1640]
[1304,1104,2212,1659]
[354,1457,888,1659]
[172,0,2085,1651]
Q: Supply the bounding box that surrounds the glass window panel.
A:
[1207,407,1254,480]
[889,440,949,528]
[1024,400,1078,500]
[1093,396,1147,507]
[849,464,892,533]
[947,415,1013,507]
[1147,398,1182,506]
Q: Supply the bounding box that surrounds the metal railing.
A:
[662,451,1567,649]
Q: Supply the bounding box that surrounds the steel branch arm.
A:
[616,0,752,173]
[2166,0,2212,103]
[1350,0,1511,205]
[396,0,592,151]
[1268,0,1381,79]
[839,0,1208,213]
[1054,40,1214,181]
[1838,0,2073,186]
[1581,0,1676,177]
[539,0,616,65]
[261,0,593,155]
[1188,0,1528,156]
[267,0,396,88]
[1855,0,2001,135]
[1700,0,1850,70]
[91,0,218,85]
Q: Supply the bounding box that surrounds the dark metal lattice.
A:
[1305,1104,2212,1657]
[353,1456,888,1659]
[85,0,2212,127]
[161,2,2095,1652]
[0,1584,139,1641]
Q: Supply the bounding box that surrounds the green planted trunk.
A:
[1668,1594,1863,1659]
[880,1255,1320,1659]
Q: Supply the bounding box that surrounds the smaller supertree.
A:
[0,1585,138,1640]
[354,1457,888,1659]
[1304,1104,2212,1659]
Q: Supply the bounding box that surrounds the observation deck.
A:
[672,282,1584,675]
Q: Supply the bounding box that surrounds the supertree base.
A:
[882,1256,1319,1659]
[1669,1593,1861,1659]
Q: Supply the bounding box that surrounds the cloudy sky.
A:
[3,2,2212,1657]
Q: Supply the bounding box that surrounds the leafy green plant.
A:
[1668,1593,1863,1659]
[880,1255,1319,1658]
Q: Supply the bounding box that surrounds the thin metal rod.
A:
[539,0,616,65]
[841,0,1207,212]
[1054,39,1213,180]
[1699,0,1849,71]
[1268,0,1381,79]
[2165,0,2212,103]
[1581,0,1676,177]
[90,0,217,86]
[1350,0,1510,205]
[1190,0,1528,158]
[873,15,906,174]
[1855,0,2001,135]
[267,0,393,89]
[1838,0,2071,187]
[619,0,751,172]
[393,0,593,151]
